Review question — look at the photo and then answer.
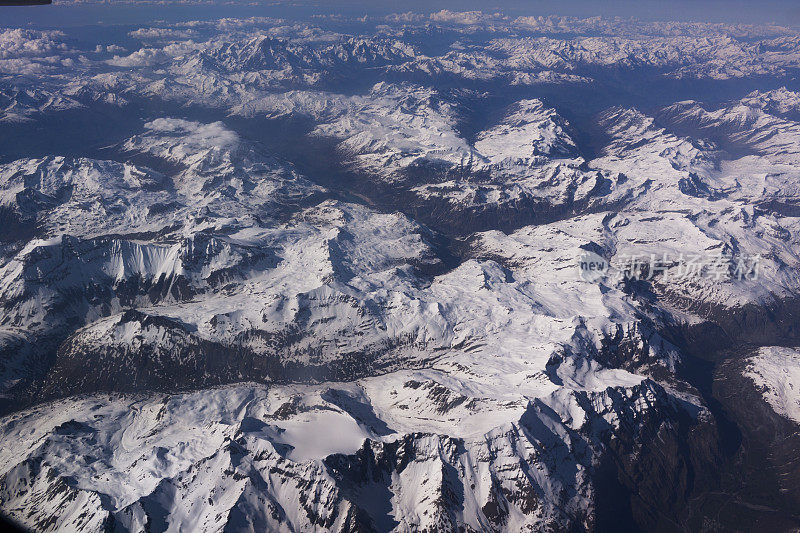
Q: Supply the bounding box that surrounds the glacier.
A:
[1,7,800,532]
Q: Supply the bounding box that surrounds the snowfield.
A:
[744,347,800,424]
[1,8,800,532]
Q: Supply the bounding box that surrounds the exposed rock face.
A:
[3,10,800,533]
[0,380,719,533]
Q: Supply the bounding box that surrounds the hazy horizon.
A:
[3,0,800,28]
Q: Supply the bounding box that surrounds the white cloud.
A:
[107,48,168,67]
[0,58,55,75]
[129,27,198,41]
[0,29,69,60]
[428,10,505,25]
[143,118,240,151]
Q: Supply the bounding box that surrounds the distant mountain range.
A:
[2,10,800,532]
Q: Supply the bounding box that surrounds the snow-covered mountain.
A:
[2,9,800,533]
